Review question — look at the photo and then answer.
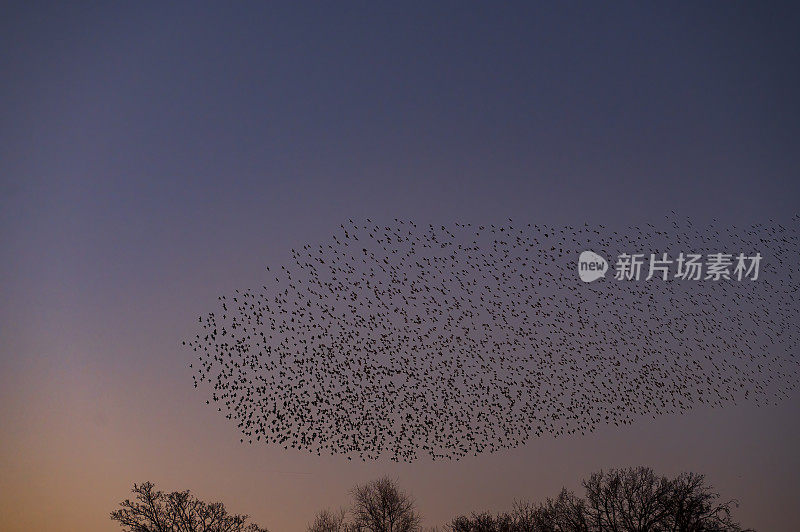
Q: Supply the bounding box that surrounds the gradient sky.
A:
[1,2,799,531]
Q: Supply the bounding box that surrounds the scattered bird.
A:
[183,215,800,462]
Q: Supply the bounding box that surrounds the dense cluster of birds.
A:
[184,215,799,461]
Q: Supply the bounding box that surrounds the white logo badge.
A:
[578,251,608,282]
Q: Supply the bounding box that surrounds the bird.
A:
[183,214,800,462]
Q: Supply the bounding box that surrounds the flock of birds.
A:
[184,215,799,461]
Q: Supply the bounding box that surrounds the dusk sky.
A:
[1,2,799,531]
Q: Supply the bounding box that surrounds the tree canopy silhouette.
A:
[351,477,422,532]
[116,467,751,532]
[307,507,351,532]
[111,481,269,532]
[306,476,422,532]
[449,466,751,532]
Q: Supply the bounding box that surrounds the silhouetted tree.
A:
[667,471,749,532]
[111,481,268,532]
[308,507,351,532]
[534,490,589,532]
[582,467,749,532]
[582,467,672,530]
[351,476,422,532]
[448,467,751,531]
[450,512,513,532]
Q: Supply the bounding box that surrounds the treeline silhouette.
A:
[446,467,751,532]
[111,467,752,532]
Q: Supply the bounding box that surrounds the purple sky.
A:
[1,2,799,530]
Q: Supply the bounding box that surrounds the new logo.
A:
[578,251,608,282]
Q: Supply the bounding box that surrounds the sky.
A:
[1,2,799,530]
